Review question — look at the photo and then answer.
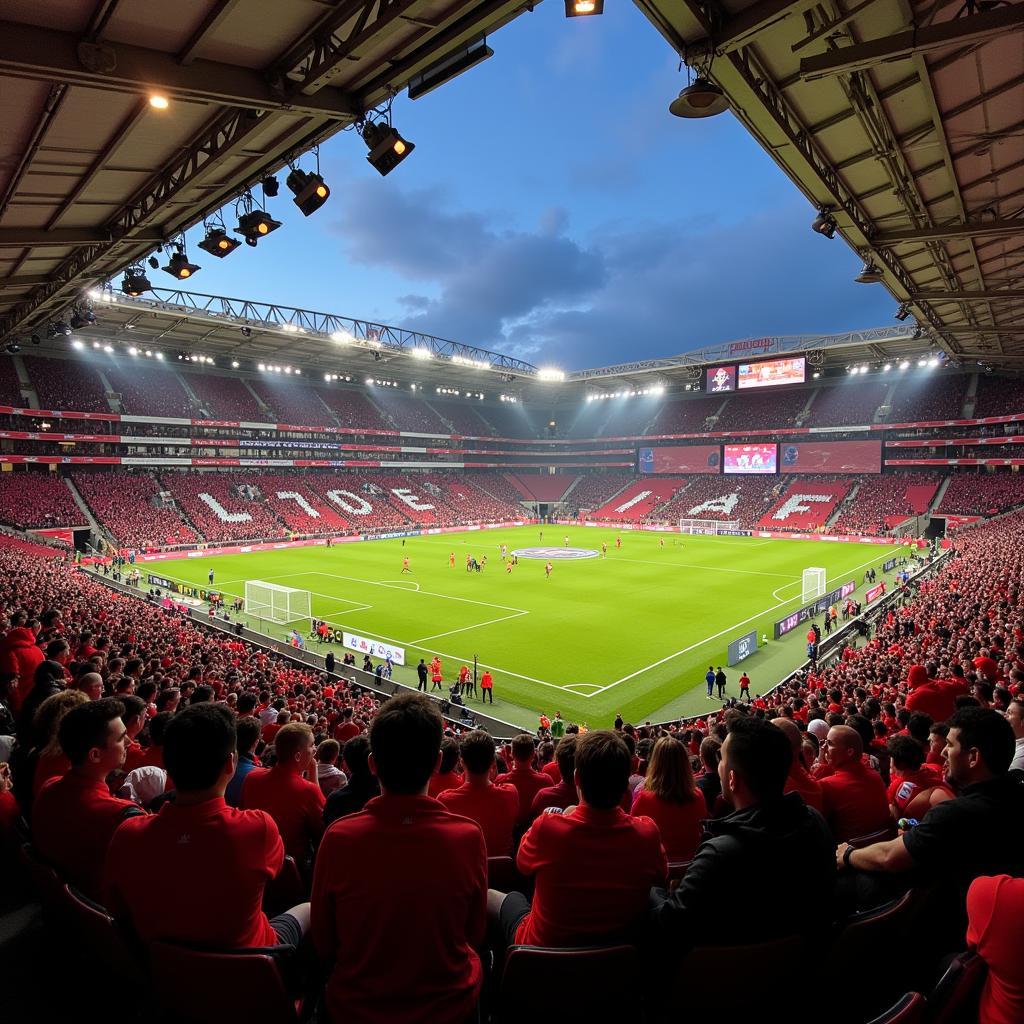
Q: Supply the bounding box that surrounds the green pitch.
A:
[156,527,902,731]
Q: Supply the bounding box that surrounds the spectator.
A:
[1005,700,1024,776]
[904,664,962,724]
[491,730,667,949]
[18,660,67,746]
[32,698,141,901]
[966,874,1024,1024]
[438,730,519,856]
[818,725,891,842]
[30,689,87,798]
[225,716,261,807]
[315,739,347,797]
[886,734,954,820]
[241,722,324,869]
[630,736,704,863]
[650,718,835,950]
[0,618,43,710]
[311,693,486,1024]
[531,734,579,818]
[773,717,824,813]
[103,704,309,950]
[696,736,723,814]
[495,733,548,827]
[427,737,463,797]
[323,735,380,827]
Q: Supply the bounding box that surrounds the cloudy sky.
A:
[191,3,895,369]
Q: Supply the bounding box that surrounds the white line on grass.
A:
[585,547,901,698]
[608,555,796,579]
[410,610,530,645]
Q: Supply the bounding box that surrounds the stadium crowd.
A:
[0,499,1022,1022]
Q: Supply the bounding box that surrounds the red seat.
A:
[147,939,308,1024]
[498,944,639,1023]
[19,844,69,924]
[926,950,987,1024]
[867,992,926,1023]
[262,854,307,918]
[62,884,147,977]
[847,825,898,849]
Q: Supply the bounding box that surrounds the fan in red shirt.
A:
[439,730,519,855]
[495,734,550,827]
[312,693,486,1024]
[886,734,954,820]
[630,736,704,863]
[531,735,579,820]
[33,698,143,902]
[490,730,667,950]
[967,874,1024,1024]
[773,718,824,813]
[104,704,310,953]
[819,726,892,842]
[333,707,360,744]
[241,721,324,870]
[427,737,464,797]
[904,664,960,725]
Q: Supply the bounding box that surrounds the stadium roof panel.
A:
[636,0,1024,365]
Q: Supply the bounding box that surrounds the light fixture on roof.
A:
[669,74,728,119]
[565,0,603,14]
[162,248,200,280]
[362,120,414,177]
[411,347,432,360]
[261,176,279,198]
[198,227,240,258]
[855,261,884,284]
[240,326,252,338]
[50,319,71,337]
[894,303,911,321]
[121,266,152,296]
[103,344,113,354]
[811,208,837,239]
[286,168,330,216]
[72,339,84,351]
[235,207,281,247]
[149,94,169,110]
[128,346,138,356]
[883,363,892,371]
[155,352,163,360]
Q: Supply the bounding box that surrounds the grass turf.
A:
[153,527,902,730]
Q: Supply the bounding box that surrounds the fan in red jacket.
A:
[0,624,44,711]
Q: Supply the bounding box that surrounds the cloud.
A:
[329,180,894,369]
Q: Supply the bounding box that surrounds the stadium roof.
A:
[0,0,533,339]
[635,0,1024,365]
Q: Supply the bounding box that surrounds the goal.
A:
[678,518,741,535]
[802,567,827,604]
[244,580,312,625]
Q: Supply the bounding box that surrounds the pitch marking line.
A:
[411,610,530,645]
[586,547,901,698]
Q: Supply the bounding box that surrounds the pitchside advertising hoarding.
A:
[727,629,758,666]
[638,444,721,474]
[780,440,882,474]
[774,580,856,638]
[723,443,777,474]
[343,631,406,666]
[737,356,806,390]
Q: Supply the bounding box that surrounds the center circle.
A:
[511,547,600,560]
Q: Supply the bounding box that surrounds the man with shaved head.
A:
[818,725,890,843]
[773,718,823,813]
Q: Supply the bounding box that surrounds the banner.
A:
[342,631,406,666]
[639,444,721,474]
[865,582,887,603]
[724,443,777,474]
[727,630,758,666]
[780,440,881,474]
[774,580,856,639]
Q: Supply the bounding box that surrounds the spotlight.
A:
[362,122,414,176]
[894,303,911,321]
[52,320,71,336]
[149,94,169,110]
[121,268,152,296]
[235,210,282,245]
[261,176,279,198]
[5,342,20,354]
[231,360,239,369]
[198,228,240,258]
[811,209,837,239]
[286,169,330,216]
[899,361,910,371]
[72,340,84,350]
[147,256,159,269]
[240,326,252,338]
[565,0,603,14]
[669,78,729,118]
[855,261,884,284]
[883,363,892,371]
[162,251,201,280]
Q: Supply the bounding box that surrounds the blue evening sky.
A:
[183,3,895,369]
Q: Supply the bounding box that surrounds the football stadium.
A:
[1,1,1023,1022]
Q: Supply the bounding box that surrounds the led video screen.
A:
[723,443,777,474]
[737,357,806,390]
[780,440,882,474]
[706,366,736,393]
[639,445,721,474]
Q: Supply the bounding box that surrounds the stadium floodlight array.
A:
[678,518,741,535]
[802,567,827,605]
[244,580,312,625]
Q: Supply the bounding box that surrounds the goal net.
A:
[802,567,827,604]
[244,580,312,625]
[678,518,741,535]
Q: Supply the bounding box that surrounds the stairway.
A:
[64,478,113,546]
[826,480,860,528]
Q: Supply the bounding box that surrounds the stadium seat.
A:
[19,844,69,924]
[62,884,148,982]
[866,992,926,1024]
[847,825,898,848]
[262,855,308,917]
[925,951,987,1024]
[497,944,640,1023]
[147,939,309,1024]
[666,860,691,885]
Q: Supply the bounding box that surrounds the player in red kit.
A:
[449,552,455,568]
[544,562,553,579]
[401,556,412,574]
[615,535,621,549]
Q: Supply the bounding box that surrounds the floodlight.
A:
[198,228,240,258]
[261,176,279,197]
[811,210,837,239]
[565,0,603,15]
[121,268,152,296]
[363,122,414,176]
[162,251,200,280]
[235,210,282,246]
[855,261,884,284]
[286,169,330,216]
[669,78,728,118]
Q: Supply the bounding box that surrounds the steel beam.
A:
[0,228,164,247]
[912,290,1024,302]
[0,275,51,289]
[873,220,1023,246]
[800,5,1024,80]
[0,20,357,119]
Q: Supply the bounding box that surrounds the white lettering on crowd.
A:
[772,493,831,521]
[326,489,373,515]
[391,488,434,511]
[276,491,320,518]
[198,492,252,523]
[688,493,739,516]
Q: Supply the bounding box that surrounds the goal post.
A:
[244,580,312,625]
[678,518,741,535]
[802,567,827,604]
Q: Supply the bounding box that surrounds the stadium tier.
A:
[104,365,196,418]
[502,473,578,502]
[0,473,87,531]
[429,398,497,436]
[938,472,1024,516]
[757,478,852,531]
[801,381,890,427]
[886,376,969,423]
[588,476,686,522]
[647,476,781,528]
[831,473,941,536]
[248,380,337,427]
[23,355,110,414]
[318,387,392,431]
[181,371,267,422]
